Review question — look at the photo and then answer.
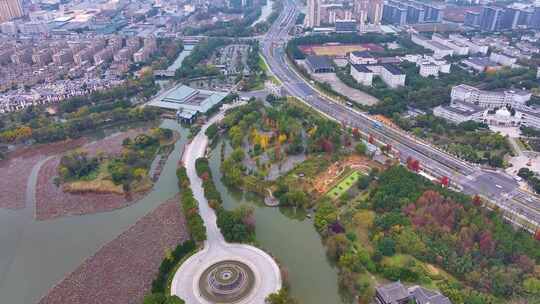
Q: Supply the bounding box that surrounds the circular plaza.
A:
[170,110,281,304]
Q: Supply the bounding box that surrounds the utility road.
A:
[261,0,540,229]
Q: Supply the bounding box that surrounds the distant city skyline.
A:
[0,0,23,23]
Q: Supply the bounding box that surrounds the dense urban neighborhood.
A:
[0,0,540,304]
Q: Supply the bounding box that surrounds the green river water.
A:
[208,141,344,304]
[0,120,343,303]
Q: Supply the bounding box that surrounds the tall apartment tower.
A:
[0,0,23,23]
[368,0,384,24]
[307,0,321,27]
[354,0,369,24]
[479,6,505,31]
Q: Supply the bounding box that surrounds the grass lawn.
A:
[268,75,281,85]
[258,53,269,73]
[65,161,124,194]
[381,254,457,289]
[327,170,362,199]
[278,156,331,194]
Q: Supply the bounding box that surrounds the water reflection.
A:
[208,141,343,304]
[0,120,188,304]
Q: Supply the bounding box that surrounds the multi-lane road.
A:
[261,0,540,231]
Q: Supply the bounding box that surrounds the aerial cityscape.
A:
[0,0,539,303]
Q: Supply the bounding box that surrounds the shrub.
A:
[150,240,196,293]
[177,165,206,242]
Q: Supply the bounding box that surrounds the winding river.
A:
[0,120,189,304]
[0,39,343,301]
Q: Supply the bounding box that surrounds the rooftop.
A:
[148,85,227,119]
[429,41,453,51]
[352,64,372,73]
[381,63,403,75]
[440,100,484,116]
[410,286,452,304]
[351,50,373,58]
[376,282,410,303]
[305,55,334,70]
[464,56,497,67]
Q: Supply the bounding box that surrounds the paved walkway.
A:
[171,108,281,304]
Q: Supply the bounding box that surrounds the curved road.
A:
[261,0,540,230]
[171,109,281,304]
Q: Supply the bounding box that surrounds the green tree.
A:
[523,277,540,295]
[265,288,299,304]
[355,142,367,155]
[377,237,396,256]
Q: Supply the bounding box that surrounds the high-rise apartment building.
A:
[479,6,505,31]
[382,0,442,25]
[307,0,321,27]
[530,6,540,29]
[464,11,481,27]
[368,0,383,24]
[0,0,23,23]
[382,1,407,25]
[353,0,368,24]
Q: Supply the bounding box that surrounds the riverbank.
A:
[0,138,87,210]
[38,195,188,304]
[34,128,177,220]
[171,107,282,303]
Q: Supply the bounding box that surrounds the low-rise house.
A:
[410,286,452,304]
[489,52,518,67]
[449,34,489,55]
[432,33,469,56]
[411,34,454,59]
[378,63,406,88]
[462,57,500,73]
[403,54,451,78]
[375,282,453,304]
[375,282,410,304]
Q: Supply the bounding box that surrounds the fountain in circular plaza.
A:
[198,260,256,303]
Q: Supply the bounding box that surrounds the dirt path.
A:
[0,139,87,210]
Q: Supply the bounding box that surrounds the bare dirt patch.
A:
[298,43,384,57]
[34,129,167,220]
[38,197,189,304]
[313,155,383,194]
[312,73,379,106]
[0,139,87,210]
[82,128,144,157]
[35,156,143,221]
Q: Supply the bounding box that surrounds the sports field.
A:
[327,171,362,199]
[299,43,385,57]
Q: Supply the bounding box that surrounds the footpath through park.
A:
[170,107,282,304]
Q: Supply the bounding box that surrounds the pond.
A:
[208,141,344,304]
[0,120,189,304]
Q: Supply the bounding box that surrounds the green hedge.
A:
[195,157,255,243]
[176,167,207,242]
[151,240,196,293]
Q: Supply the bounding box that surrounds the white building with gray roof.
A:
[148,84,227,123]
